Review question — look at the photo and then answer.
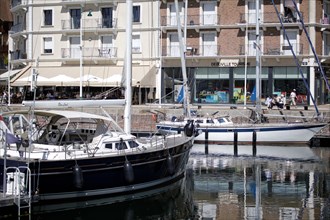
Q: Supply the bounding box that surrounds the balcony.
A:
[61,47,118,59]
[239,12,304,24]
[325,46,330,56]
[11,0,27,8]
[162,45,220,57]
[160,14,220,30]
[61,18,118,34]
[10,0,27,12]
[240,43,303,56]
[10,50,27,61]
[10,23,25,34]
[320,18,329,24]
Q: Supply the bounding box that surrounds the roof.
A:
[0,0,13,22]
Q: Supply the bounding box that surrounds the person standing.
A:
[290,89,297,107]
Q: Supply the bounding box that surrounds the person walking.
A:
[290,89,297,107]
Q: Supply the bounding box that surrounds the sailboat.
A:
[156,0,328,145]
[0,0,196,211]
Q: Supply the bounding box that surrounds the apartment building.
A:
[160,0,330,105]
[0,0,13,73]
[5,0,330,105]
[7,0,160,102]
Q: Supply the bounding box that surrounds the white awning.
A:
[0,69,22,81]
[139,65,158,87]
[10,65,157,87]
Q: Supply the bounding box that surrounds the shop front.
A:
[162,65,311,106]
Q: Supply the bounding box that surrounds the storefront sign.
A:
[211,59,239,67]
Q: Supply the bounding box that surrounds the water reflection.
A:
[9,145,330,220]
[189,144,330,220]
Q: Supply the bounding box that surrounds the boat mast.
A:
[175,0,191,118]
[271,0,320,116]
[255,0,262,117]
[124,0,133,134]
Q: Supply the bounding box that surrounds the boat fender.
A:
[124,160,134,184]
[184,120,195,137]
[73,164,84,189]
[167,155,175,176]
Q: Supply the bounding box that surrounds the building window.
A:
[70,9,81,29]
[43,37,53,54]
[133,5,141,23]
[201,32,217,56]
[132,34,141,53]
[44,9,53,26]
[101,7,113,28]
[100,35,114,57]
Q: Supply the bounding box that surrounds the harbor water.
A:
[3,144,330,220]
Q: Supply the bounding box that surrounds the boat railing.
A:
[4,166,31,216]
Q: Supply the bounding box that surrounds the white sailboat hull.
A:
[157,122,326,144]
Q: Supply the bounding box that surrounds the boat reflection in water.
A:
[30,170,196,219]
[15,145,330,219]
[189,144,330,220]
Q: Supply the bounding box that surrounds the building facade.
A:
[160,0,330,105]
[8,0,160,102]
[6,0,330,105]
[0,0,13,73]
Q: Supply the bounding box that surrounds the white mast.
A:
[255,0,262,116]
[124,0,133,133]
[175,0,190,118]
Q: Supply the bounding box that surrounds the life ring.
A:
[152,114,157,122]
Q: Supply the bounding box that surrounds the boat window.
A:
[105,143,113,149]
[206,119,214,124]
[217,118,226,123]
[128,140,139,148]
[115,142,128,150]
[196,120,203,123]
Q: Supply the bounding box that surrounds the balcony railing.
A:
[10,50,27,61]
[161,14,220,26]
[280,43,303,55]
[10,23,25,34]
[162,45,220,57]
[239,12,304,24]
[320,17,329,25]
[61,47,118,59]
[325,45,330,56]
[240,43,303,56]
[11,0,27,8]
[61,18,118,30]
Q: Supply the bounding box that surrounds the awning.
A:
[0,69,22,81]
[139,65,158,87]
[10,65,157,87]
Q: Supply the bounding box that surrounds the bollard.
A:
[205,129,208,155]
[252,131,257,156]
[286,105,290,110]
[234,131,238,156]
[304,106,308,110]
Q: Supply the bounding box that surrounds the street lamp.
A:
[79,9,92,99]
[7,31,14,105]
